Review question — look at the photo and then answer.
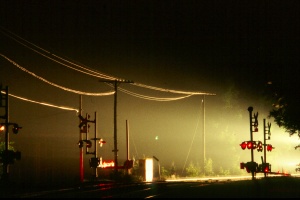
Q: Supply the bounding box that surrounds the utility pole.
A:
[79,95,84,183]
[1,86,9,182]
[0,86,22,182]
[100,79,133,173]
[203,95,206,170]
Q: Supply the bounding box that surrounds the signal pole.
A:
[248,106,258,180]
[263,119,271,177]
[202,96,206,174]
[79,95,84,183]
[0,86,22,182]
[1,86,9,182]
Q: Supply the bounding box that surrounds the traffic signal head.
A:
[80,124,90,133]
[263,164,270,172]
[240,142,247,150]
[99,138,106,147]
[86,140,92,148]
[78,114,90,133]
[240,162,245,169]
[12,124,22,134]
[247,141,253,149]
[78,140,84,148]
[89,157,100,168]
[253,126,258,132]
[245,161,258,173]
[267,144,273,151]
[257,141,263,152]
[252,141,257,149]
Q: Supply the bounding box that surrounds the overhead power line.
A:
[0,26,116,80]
[0,53,115,96]
[0,91,79,113]
[0,26,216,101]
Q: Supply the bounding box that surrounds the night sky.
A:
[1,0,300,184]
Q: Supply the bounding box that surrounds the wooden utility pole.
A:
[203,95,206,170]
[100,79,133,173]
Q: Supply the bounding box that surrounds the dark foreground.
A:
[1,176,300,198]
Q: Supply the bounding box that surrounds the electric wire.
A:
[1,26,211,173]
[0,26,216,99]
[117,85,193,101]
[131,82,216,96]
[0,26,116,81]
[0,90,79,113]
[0,53,115,96]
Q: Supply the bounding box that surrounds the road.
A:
[1,175,300,198]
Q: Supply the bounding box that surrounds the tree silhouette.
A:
[265,80,300,140]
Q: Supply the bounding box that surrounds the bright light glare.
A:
[145,158,153,182]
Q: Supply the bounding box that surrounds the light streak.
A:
[1,91,79,113]
[0,26,216,99]
[0,53,115,96]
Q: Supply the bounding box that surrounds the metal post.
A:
[248,106,255,180]
[263,119,267,178]
[126,120,129,161]
[203,96,206,167]
[94,111,98,178]
[79,95,84,183]
[126,120,129,174]
[1,86,9,182]
[113,80,118,173]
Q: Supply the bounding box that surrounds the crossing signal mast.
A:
[78,111,106,179]
[239,107,275,179]
[0,85,22,182]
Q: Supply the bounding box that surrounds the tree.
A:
[265,80,300,139]
[217,166,230,176]
[204,158,214,176]
[185,161,201,177]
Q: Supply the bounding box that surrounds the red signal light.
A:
[267,144,273,151]
[99,138,106,147]
[247,141,253,149]
[240,142,247,150]
[86,140,92,148]
[252,141,257,149]
[264,166,269,172]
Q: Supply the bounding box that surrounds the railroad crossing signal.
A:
[267,144,274,151]
[77,140,92,148]
[240,141,262,150]
[99,138,106,147]
[240,141,247,150]
[257,141,263,152]
[12,123,22,134]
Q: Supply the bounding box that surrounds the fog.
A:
[1,0,299,185]
[2,72,299,185]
